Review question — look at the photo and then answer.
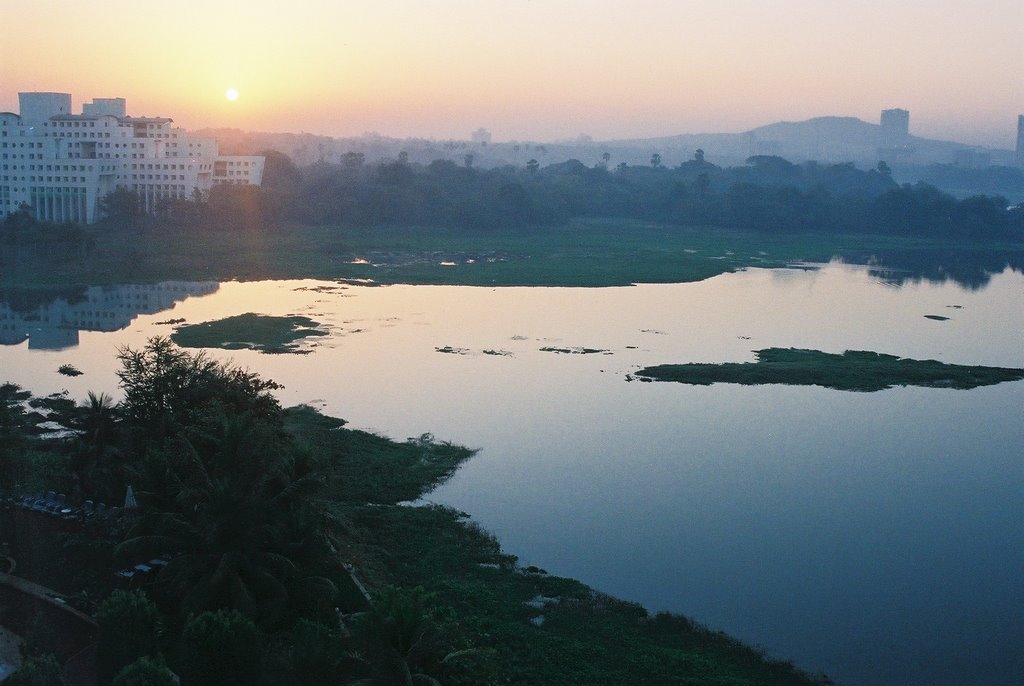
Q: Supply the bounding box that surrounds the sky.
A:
[2,0,1021,147]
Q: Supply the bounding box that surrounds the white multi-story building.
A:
[1,92,264,224]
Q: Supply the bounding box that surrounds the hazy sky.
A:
[2,0,1021,147]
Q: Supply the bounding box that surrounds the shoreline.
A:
[3,220,1021,292]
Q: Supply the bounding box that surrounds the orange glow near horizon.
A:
[2,0,1021,147]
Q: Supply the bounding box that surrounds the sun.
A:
[225,88,239,102]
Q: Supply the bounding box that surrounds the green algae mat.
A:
[634,348,1024,392]
[171,313,328,354]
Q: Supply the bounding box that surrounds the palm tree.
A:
[0,383,32,489]
[118,415,335,625]
[113,340,338,624]
[69,391,120,498]
[348,586,482,686]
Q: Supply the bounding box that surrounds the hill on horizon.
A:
[195,114,1017,172]
[608,115,1011,163]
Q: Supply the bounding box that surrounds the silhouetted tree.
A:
[99,189,144,227]
[5,654,65,686]
[111,657,178,686]
[340,151,365,170]
[96,590,163,684]
[180,610,265,686]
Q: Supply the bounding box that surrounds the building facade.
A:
[1,92,264,224]
[879,108,910,143]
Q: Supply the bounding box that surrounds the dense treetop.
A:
[88,152,1023,242]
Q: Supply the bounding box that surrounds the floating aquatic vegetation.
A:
[540,346,611,355]
[171,313,328,354]
[435,346,471,355]
[633,348,1024,392]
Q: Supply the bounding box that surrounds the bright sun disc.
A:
[225,88,239,101]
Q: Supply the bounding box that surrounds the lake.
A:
[2,262,1021,686]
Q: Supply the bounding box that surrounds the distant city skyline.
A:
[2,0,1021,148]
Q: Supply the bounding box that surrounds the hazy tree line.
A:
[896,163,1024,201]
[176,151,1022,240]
[5,151,1020,241]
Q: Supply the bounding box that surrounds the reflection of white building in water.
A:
[0,282,218,350]
[1,92,264,224]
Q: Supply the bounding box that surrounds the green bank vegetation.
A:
[1,339,830,685]
[634,348,1024,392]
[0,214,882,288]
[6,214,1020,297]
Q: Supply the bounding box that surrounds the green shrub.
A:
[5,654,65,686]
[180,609,265,686]
[95,590,163,684]
[111,656,178,686]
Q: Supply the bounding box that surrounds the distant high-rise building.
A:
[1016,115,1024,166]
[1,92,265,224]
[880,108,910,142]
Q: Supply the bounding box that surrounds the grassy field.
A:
[6,218,1016,291]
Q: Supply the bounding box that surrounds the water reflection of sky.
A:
[1,263,1021,686]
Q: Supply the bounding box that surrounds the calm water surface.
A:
[2,263,1022,686]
